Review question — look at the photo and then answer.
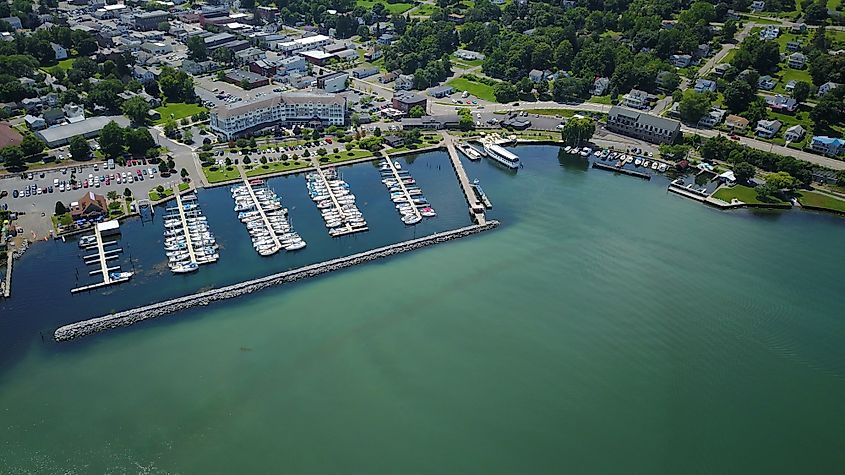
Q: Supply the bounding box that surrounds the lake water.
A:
[1,146,844,473]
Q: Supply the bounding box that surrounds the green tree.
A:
[186,36,207,61]
[458,108,474,130]
[678,90,711,123]
[124,187,132,198]
[1,145,24,169]
[408,105,425,118]
[560,117,596,146]
[182,129,193,144]
[122,96,150,126]
[373,127,382,137]
[20,134,44,157]
[733,162,755,182]
[723,80,755,112]
[180,168,188,178]
[126,128,155,157]
[493,81,518,103]
[68,135,91,161]
[99,120,125,159]
[163,119,177,137]
[791,81,812,104]
[766,171,797,190]
[54,201,67,215]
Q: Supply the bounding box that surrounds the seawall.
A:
[54,221,499,341]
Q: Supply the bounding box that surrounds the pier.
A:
[310,159,367,237]
[442,132,487,224]
[54,221,500,341]
[2,251,11,298]
[172,187,198,264]
[70,223,129,294]
[591,161,652,180]
[238,169,282,253]
[380,154,422,223]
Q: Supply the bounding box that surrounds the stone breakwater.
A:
[54,221,499,341]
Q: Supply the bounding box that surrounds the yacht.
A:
[483,141,520,169]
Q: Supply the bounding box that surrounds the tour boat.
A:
[483,142,520,169]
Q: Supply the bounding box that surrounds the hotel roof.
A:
[213,92,345,119]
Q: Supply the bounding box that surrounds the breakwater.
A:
[54,221,499,341]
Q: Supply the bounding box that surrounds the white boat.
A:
[109,271,133,280]
[78,235,97,247]
[651,161,659,170]
[171,262,199,274]
[483,142,520,169]
[634,158,643,166]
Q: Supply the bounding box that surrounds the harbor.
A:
[231,176,304,256]
[306,162,368,237]
[163,190,219,273]
[443,133,488,224]
[378,156,436,225]
[71,221,132,293]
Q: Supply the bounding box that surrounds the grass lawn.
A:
[41,58,75,74]
[245,160,310,177]
[412,2,438,16]
[797,190,845,213]
[203,165,241,184]
[446,77,497,102]
[148,187,174,201]
[450,54,483,68]
[155,103,207,125]
[178,182,190,192]
[322,149,374,164]
[775,67,813,91]
[587,95,612,105]
[712,184,789,205]
[721,48,737,64]
[355,0,414,14]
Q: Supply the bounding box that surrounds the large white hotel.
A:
[210,91,346,139]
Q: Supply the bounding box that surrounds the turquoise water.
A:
[1,146,844,473]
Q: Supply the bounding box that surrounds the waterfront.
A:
[1,146,845,472]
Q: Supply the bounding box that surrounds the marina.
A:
[71,220,132,293]
[163,190,219,273]
[306,163,368,237]
[443,133,487,224]
[378,157,435,225]
[456,141,483,161]
[231,177,305,256]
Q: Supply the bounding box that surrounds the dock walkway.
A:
[173,187,198,264]
[380,153,422,223]
[310,159,367,237]
[238,169,282,253]
[441,132,487,224]
[2,251,11,298]
[70,225,130,293]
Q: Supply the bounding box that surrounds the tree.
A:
[180,168,188,179]
[158,160,168,172]
[766,171,797,190]
[122,96,150,126]
[187,36,208,61]
[792,81,812,104]
[408,105,425,118]
[157,21,170,32]
[560,117,595,146]
[99,121,125,159]
[126,128,155,157]
[182,129,193,144]
[163,119,177,137]
[54,201,67,215]
[20,134,44,157]
[107,190,118,201]
[733,162,755,183]
[0,146,24,169]
[68,135,91,161]
[723,81,755,112]
[678,90,711,123]
[493,81,518,103]
[373,126,382,136]
[123,187,132,198]
[458,109,474,130]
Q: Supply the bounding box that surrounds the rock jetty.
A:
[55,221,499,341]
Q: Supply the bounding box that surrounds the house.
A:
[784,124,805,142]
[352,67,379,79]
[383,135,404,147]
[70,192,109,219]
[63,104,85,123]
[24,115,46,130]
[0,16,22,30]
[606,106,681,144]
[395,74,414,91]
[21,97,43,113]
[758,75,776,90]
[621,89,653,110]
[379,71,398,84]
[787,52,806,69]
[755,119,782,139]
[695,44,710,58]
[697,108,726,128]
[790,23,807,34]
[51,43,68,60]
[133,65,155,83]
[819,82,840,96]
[785,80,797,93]
[315,71,348,93]
[766,94,798,113]
[447,13,465,24]
[455,49,485,61]
[661,20,676,29]
[670,54,692,68]
[714,63,731,77]
[42,108,65,126]
[809,136,845,156]
[235,47,266,65]
[427,85,454,98]
[392,92,427,114]
[591,77,610,96]
[786,40,801,52]
[364,48,382,61]
[759,25,779,41]
[751,1,766,12]
[528,69,544,83]
[694,78,717,93]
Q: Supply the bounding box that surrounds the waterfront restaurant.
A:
[70,192,108,220]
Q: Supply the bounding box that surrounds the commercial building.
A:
[210,92,346,139]
[392,92,427,114]
[36,115,130,148]
[134,10,169,31]
[224,69,270,89]
[316,71,348,93]
[275,34,332,53]
[606,106,680,144]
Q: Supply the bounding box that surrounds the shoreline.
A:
[54,221,500,341]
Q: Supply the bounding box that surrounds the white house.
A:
[694,78,717,93]
[755,119,782,139]
[670,54,692,68]
[697,107,726,128]
[622,89,652,110]
[751,1,766,13]
[51,42,68,60]
[787,52,806,69]
[819,82,840,96]
[784,125,805,142]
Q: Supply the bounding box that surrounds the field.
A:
[202,165,241,184]
[797,190,845,213]
[411,2,437,16]
[355,0,414,14]
[245,161,309,177]
[155,103,208,125]
[148,187,174,201]
[446,77,497,102]
[712,184,788,205]
[587,95,612,105]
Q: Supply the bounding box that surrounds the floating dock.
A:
[2,251,12,298]
[380,156,422,223]
[71,222,129,294]
[309,160,368,237]
[238,171,283,254]
[442,132,487,224]
[591,161,652,180]
[172,187,198,264]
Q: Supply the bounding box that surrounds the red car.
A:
[325,137,332,144]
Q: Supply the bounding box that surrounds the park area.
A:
[712,184,789,206]
[155,103,208,125]
[355,0,414,14]
[797,190,845,214]
[446,77,496,102]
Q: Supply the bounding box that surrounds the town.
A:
[1,0,845,295]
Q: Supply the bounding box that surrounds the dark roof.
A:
[609,106,681,131]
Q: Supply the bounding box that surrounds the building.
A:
[299,50,334,66]
[352,67,379,79]
[235,47,266,65]
[714,63,731,77]
[810,136,845,156]
[275,34,332,53]
[35,115,130,148]
[606,106,681,144]
[766,94,798,113]
[395,74,414,91]
[528,69,544,83]
[725,114,749,132]
[277,55,306,74]
[141,41,171,55]
[392,92,427,114]
[759,25,779,40]
[621,89,653,110]
[209,92,346,139]
[455,49,485,61]
[0,122,23,148]
[694,79,717,93]
[134,10,169,31]
[819,82,840,96]
[758,75,776,90]
[316,71,348,93]
[697,108,726,128]
[400,114,459,130]
[51,42,68,60]
[224,69,270,89]
[204,32,236,48]
[427,85,454,98]
[755,119,782,139]
[0,16,22,30]
[784,125,805,142]
[591,77,610,96]
[787,52,806,69]
[786,40,801,52]
[24,115,47,130]
[751,0,765,12]
[70,192,108,219]
[670,54,692,68]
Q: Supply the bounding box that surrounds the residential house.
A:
[695,44,710,58]
[379,71,398,84]
[785,80,797,93]
[528,69,544,83]
[787,52,806,69]
[714,63,731,77]
[670,54,692,68]
[819,82,840,96]
[352,67,379,79]
[697,108,726,128]
[21,97,42,113]
[235,47,266,65]
[364,48,382,61]
[790,23,807,34]
[606,106,681,144]
[427,85,454,98]
[0,16,22,30]
[43,108,65,126]
[759,25,779,41]
[591,77,610,96]
[51,43,68,60]
[455,49,485,61]
[751,1,766,13]
[755,119,782,138]
[758,75,777,90]
[395,74,414,91]
[621,89,653,110]
[694,78,717,93]
[766,94,798,113]
[24,115,46,130]
[786,40,801,52]
[133,65,155,83]
[784,124,805,142]
[63,104,85,123]
[810,136,845,156]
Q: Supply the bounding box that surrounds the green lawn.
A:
[155,103,208,125]
[322,149,374,164]
[587,95,612,105]
[446,77,497,102]
[148,187,174,201]
[245,160,310,177]
[797,190,845,213]
[355,0,414,14]
[412,2,438,16]
[712,184,789,205]
[720,48,737,64]
[202,165,241,184]
[450,54,483,68]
